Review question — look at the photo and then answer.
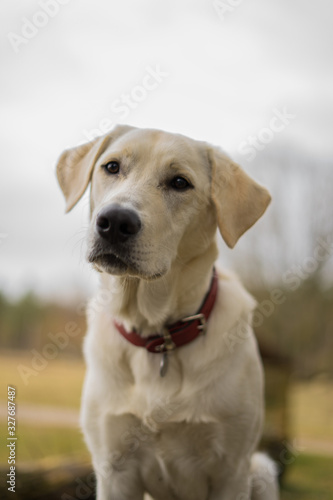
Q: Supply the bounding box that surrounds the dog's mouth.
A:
[88,249,167,280]
[88,251,129,273]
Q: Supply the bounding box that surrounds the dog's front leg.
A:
[94,413,148,500]
[94,456,145,500]
[82,400,146,500]
[209,461,251,500]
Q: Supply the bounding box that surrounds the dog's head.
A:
[57,125,271,279]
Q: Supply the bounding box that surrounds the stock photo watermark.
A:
[20,233,329,378]
[109,400,180,469]
[16,281,120,386]
[6,386,17,493]
[59,399,179,499]
[17,321,81,385]
[61,473,96,500]
[240,440,303,500]
[82,64,170,142]
[225,235,333,352]
[212,0,245,22]
[238,107,296,161]
[7,0,73,54]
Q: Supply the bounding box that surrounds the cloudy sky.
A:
[1,0,332,300]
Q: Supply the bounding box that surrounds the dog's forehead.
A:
[106,128,206,169]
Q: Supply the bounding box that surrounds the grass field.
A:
[289,379,333,442]
[0,423,88,463]
[1,352,333,497]
[281,453,333,500]
[0,351,85,408]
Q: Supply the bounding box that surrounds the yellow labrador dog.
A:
[57,125,279,500]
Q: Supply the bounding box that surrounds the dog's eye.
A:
[103,161,120,174]
[170,176,191,190]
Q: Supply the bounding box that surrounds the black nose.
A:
[96,205,142,244]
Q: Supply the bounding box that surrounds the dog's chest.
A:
[138,419,224,500]
[100,356,228,499]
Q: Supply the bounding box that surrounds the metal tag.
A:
[160,352,168,377]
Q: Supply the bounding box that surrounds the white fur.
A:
[57,126,278,499]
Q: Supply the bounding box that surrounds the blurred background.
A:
[1,0,333,498]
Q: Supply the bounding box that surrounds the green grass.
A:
[1,352,333,496]
[0,353,87,465]
[0,423,89,463]
[281,453,333,500]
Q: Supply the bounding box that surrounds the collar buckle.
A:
[154,328,176,353]
[181,313,207,335]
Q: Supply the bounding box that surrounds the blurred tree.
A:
[230,144,333,289]
[228,143,333,378]
[0,292,85,356]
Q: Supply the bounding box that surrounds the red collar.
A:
[114,268,218,355]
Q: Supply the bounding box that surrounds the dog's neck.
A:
[99,240,219,336]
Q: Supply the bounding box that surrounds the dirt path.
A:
[0,402,79,427]
[296,437,333,457]
[2,403,333,457]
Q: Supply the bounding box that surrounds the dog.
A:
[57,125,279,500]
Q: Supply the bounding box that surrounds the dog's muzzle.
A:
[88,204,142,272]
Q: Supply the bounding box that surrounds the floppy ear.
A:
[56,136,111,212]
[56,125,134,212]
[208,147,271,248]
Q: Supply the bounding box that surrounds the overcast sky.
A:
[1,0,332,300]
